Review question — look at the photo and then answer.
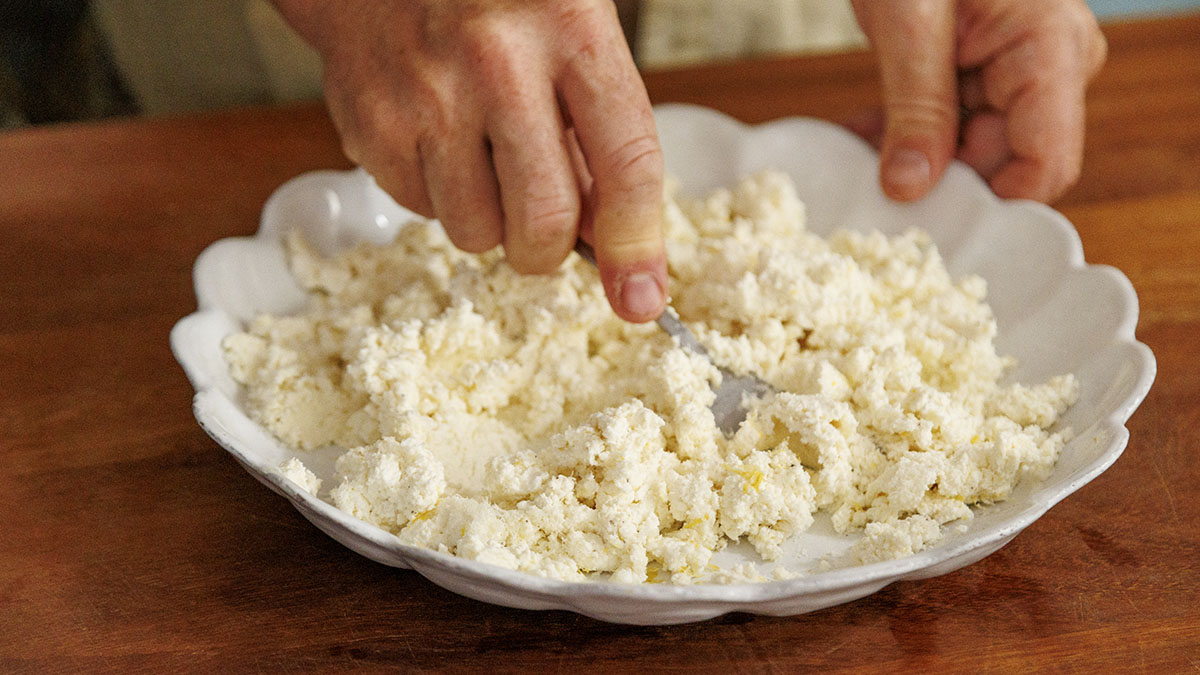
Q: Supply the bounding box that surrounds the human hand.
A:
[272,0,667,322]
[848,0,1107,203]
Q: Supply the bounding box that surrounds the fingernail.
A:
[619,272,665,318]
[886,149,931,192]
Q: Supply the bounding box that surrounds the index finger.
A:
[852,0,959,201]
[556,6,667,323]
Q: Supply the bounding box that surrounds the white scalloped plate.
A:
[171,104,1155,625]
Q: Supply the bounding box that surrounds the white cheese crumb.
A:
[280,457,321,496]
[851,515,943,565]
[227,170,1079,583]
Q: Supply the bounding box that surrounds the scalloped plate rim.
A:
[170,104,1156,621]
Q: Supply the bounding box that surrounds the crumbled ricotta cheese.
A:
[280,457,321,496]
[224,170,1078,583]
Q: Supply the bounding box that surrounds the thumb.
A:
[852,0,959,201]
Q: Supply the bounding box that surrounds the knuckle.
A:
[418,3,490,55]
[460,21,526,91]
[518,191,579,245]
[559,2,626,76]
[886,97,958,128]
[599,233,663,262]
[564,32,607,78]
[356,98,426,166]
[463,26,507,67]
[413,88,457,142]
[597,133,663,196]
[981,41,1042,110]
[884,98,958,146]
[555,1,612,45]
[1048,3,1106,76]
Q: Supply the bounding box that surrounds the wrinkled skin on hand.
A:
[274,0,1106,322]
[273,0,668,322]
[849,0,1107,203]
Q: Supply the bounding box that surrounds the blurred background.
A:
[2,0,1197,130]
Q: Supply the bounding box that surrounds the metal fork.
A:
[574,241,774,434]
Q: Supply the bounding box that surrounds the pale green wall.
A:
[1089,0,1200,17]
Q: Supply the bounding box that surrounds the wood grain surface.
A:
[2,14,1198,674]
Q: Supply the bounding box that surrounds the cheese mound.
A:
[224,171,1078,583]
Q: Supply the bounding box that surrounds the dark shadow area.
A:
[0,0,136,128]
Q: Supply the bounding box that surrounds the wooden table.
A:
[3,13,1197,673]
